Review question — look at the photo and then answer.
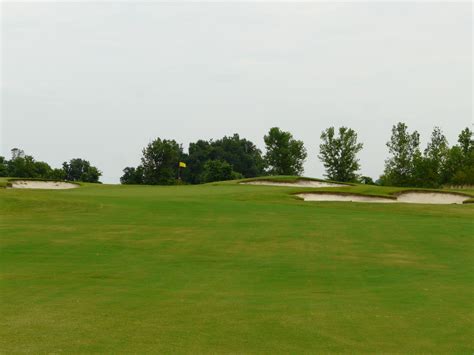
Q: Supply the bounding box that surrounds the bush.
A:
[49,168,66,180]
[120,166,144,185]
[200,160,242,183]
[359,176,375,185]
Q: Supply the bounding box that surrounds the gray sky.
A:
[1,1,472,183]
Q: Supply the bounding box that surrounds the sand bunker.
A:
[297,191,471,205]
[242,180,348,188]
[9,180,79,190]
[297,193,395,203]
[396,192,469,204]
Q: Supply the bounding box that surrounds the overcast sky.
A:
[1,1,472,183]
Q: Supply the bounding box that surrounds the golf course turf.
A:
[1,177,473,353]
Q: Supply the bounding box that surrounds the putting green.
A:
[1,177,473,353]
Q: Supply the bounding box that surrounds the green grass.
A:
[1,177,473,353]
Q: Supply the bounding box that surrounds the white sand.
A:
[396,192,469,205]
[9,180,79,190]
[296,193,395,203]
[241,180,348,188]
[297,191,470,204]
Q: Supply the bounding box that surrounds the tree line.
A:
[380,124,473,187]
[1,124,472,187]
[120,124,473,187]
[0,148,102,183]
[120,128,307,185]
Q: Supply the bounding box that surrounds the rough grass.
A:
[1,176,473,353]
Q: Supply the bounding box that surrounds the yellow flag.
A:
[179,162,187,168]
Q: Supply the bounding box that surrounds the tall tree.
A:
[424,126,449,178]
[63,158,101,183]
[318,126,363,182]
[10,148,25,160]
[263,127,307,176]
[141,138,183,185]
[457,127,473,156]
[381,122,420,186]
[441,127,474,186]
[410,126,449,187]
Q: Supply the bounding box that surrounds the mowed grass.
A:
[0,179,473,353]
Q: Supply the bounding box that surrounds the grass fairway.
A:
[1,179,473,353]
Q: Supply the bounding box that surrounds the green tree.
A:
[442,146,463,182]
[450,165,474,185]
[381,122,421,186]
[359,176,375,185]
[7,155,37,178]
[10,148,25,160]
[185,140,213,184]
[0,157,8,177]
[200,160,242,183]
[3,150,59,179]
[411,154,439,188]
[263,127,307,176]
[455,128,474,185]
[33,161,53,178]
[318,126,363,182]
[458,127,473,156]
[184,135,265,184]
[425,127,449,164]
[211,134,265,178]
[63,158,102,183]
[441,128,474,186]
[141,138,183,185]
[423,126,449,185]
[49,168,66,180]
[408,127,450,188]
[84,166,101,183]
[120,166,144,185]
